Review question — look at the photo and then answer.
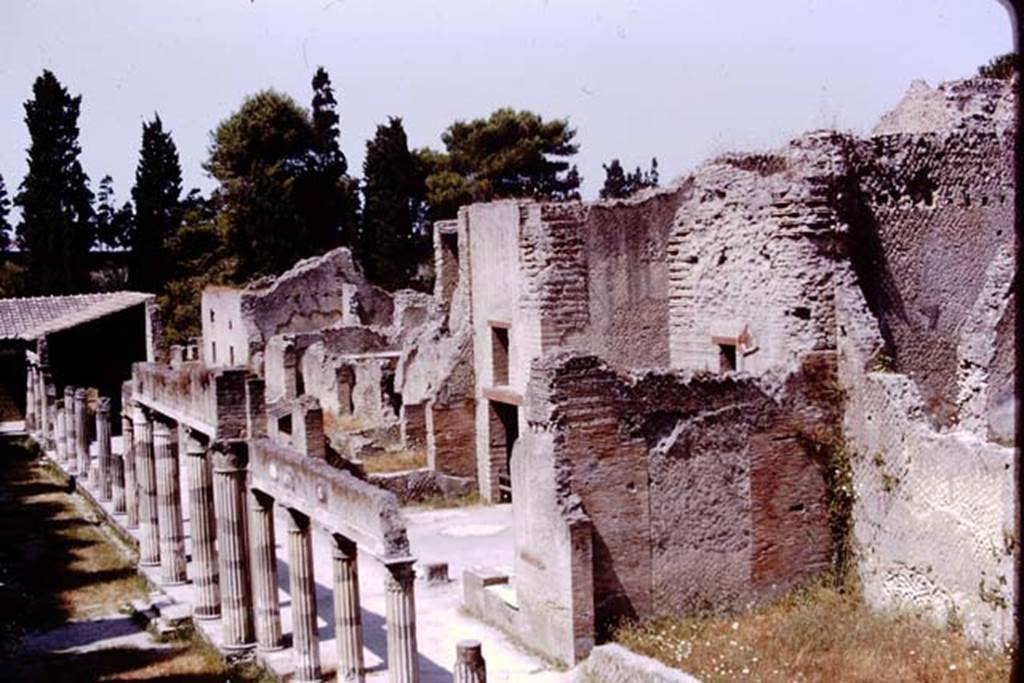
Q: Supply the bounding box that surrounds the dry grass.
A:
[615,578,1014,682]
[324,411,368,434]
[0,438,270,681]
[361,447,428,474]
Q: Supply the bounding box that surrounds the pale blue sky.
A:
[0,0,1014,215]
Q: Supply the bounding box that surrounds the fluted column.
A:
[55,402,66,463]
[287,509,321,683]
[383,560,420,683]
[249,490,283,650]
[154,419,187,585]
[454,641,486,683]
[39,370,50,446]
[96,398,113,501]
[74,388,89,483]
[134,406,160,566]
[211,440,254,649]
[45,379,53,446]
[112,452,126,514]
[64,388,77,474]
[35,369,45,440]
[25,366,36,433]
[184,429,219,620]
[333,534,365,683]
[122,412,138,529]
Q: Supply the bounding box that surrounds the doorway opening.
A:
[489,400,519,503]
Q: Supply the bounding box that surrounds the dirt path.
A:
[0,437,261,682]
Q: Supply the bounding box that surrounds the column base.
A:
[139,560,160,567]
[220,641,256,652]
[193,609,221,621]
[256,644,286,653]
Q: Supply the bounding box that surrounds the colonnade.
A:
[24,373,421,683]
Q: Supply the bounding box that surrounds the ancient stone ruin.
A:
[19,73,1016,677]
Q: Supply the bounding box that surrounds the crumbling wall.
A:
[871,77,1016,136]
[835,261,1017,648]
[516,352,835,657]
[666,133,847,376]
[844,76,1015,432]
[201,248,395,373]
[581,186,685,370]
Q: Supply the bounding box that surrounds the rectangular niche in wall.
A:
[719,343,737,372]
[491,322,510,386]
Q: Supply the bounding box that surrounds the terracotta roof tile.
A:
[0,291,153,340]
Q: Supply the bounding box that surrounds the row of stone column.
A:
[243,483,420,683]
[127,412,421,682]
[25,362,54,448]
[35,387,422,683]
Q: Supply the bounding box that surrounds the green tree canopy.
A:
[158,190,233,346]
[205,89,318,280]
[358,116,429,290]
[14,70,94,293]
[599,157,659,199]
[131,114,182,292]
[422,108,581,219]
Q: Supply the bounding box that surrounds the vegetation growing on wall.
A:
[796,425,856,584]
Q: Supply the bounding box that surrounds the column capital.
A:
[332,533,357,560]
[152,417,173,437]
[64,386,75,400]
[74,387,87,400]
[249,488,273,511]
[182,426,206,454]
[211,439,248,471]
[383,559,417,593]
[286,507,310,533]
[132,402,151,425]
[96,396,111,414]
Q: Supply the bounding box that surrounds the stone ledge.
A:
[571,644,699,683]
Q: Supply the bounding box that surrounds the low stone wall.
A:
[571,644,699,683]
[367,468,475,505]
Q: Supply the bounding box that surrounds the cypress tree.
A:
[0,174,10,252]
[359,117,427,290]
[15,70,94,293]
[130,114,182,292]
[304,66,359,250]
